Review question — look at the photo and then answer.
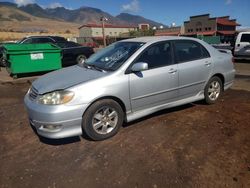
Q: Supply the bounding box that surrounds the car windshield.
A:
[84,42,145,71]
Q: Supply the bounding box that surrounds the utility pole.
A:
[100,16,108,47]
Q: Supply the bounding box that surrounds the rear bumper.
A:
[224,69,236,91]
[24,94,88,139]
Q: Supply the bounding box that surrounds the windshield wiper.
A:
[85,64,106,72]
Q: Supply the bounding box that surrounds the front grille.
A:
[29,87,38,100]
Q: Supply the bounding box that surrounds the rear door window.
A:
[174,40,210,63]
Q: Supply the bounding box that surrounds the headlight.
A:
[38,90,74,105]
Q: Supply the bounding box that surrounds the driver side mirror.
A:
[131,62,148,72]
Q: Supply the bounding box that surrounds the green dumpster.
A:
[3,43,62,77]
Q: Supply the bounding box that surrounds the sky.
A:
[3,0,250,27]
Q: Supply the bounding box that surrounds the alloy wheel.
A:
[208,80,221,101]
[92,106,118,135]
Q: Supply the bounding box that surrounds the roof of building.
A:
[184,14,216,23]
[79,23,137,29]
[216,18,241,26]
[184,14,239,25]
[217,30,236,35]
[138,23,150,25]
[190,14,210,18]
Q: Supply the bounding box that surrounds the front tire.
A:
[204,76,222,104]
[82,99,124,141]
[0,56,5,67]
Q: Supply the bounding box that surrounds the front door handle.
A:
[168,68,177,74]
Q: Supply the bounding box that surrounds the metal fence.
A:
[196,35,221,44]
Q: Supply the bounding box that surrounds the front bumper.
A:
[24,94,88,139]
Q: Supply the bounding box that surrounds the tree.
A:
[129,28,155,37]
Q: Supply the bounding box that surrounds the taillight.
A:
[232,57,235,63]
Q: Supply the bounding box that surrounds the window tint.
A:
[135,42,173,69]
[174,40,209,62]
[201,45,210,58]
[240,34,250,42]
[56,42,81,48]
[21,38,33,44]
[33,38,53,43]
[51,36,67,42]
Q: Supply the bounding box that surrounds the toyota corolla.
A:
[24,36,235,140]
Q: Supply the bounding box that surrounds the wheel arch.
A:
[83,96,127,122]
[210,73,225,91]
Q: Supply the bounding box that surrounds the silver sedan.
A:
[24,36,235,140]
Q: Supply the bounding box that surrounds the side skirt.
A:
[126,91,204,122]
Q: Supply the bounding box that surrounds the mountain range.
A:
[0,2,166,33]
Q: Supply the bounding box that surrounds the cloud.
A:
[47,2,63,9]
[121,0,140,13]
[225,0,232,5]
[14,0,34,6]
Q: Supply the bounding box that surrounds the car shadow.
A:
[38,136,81,146]
[30,102,202,145]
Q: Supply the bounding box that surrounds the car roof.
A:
[24,36,66,41]
[238,31,250,34]
[122,36,201,44]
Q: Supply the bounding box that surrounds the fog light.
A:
[42,124,62,131]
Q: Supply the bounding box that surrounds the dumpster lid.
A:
[3,43,61,52]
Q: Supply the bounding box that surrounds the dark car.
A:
[55,41,94,66]
[0,42,16,67]
[18,36,67,44]
[0,36,94,67]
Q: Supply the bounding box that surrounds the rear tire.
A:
[82,99,124,141]
[76,54,86,64]
[204,76,222,104]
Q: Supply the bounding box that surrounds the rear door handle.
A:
[204,61,211,66]
[168,68,177,74]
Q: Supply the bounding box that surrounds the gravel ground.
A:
[0,62,250,188]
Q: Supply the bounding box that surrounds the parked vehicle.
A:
[0,36,94,67]
[0,42,16,67]
[24,36,235,141]
[0,46,4,66]
[18,36,67,44]
[233,32,250,59]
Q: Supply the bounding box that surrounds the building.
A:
[138,23,150,31]
[79,23,137,39]
[154,26,184,36]
[184,14,240,43]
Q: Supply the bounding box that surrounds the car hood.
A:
[32,65,106,94]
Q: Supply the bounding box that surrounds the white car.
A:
[234,32,250,59]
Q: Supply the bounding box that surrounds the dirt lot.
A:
[1,62,250,188]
